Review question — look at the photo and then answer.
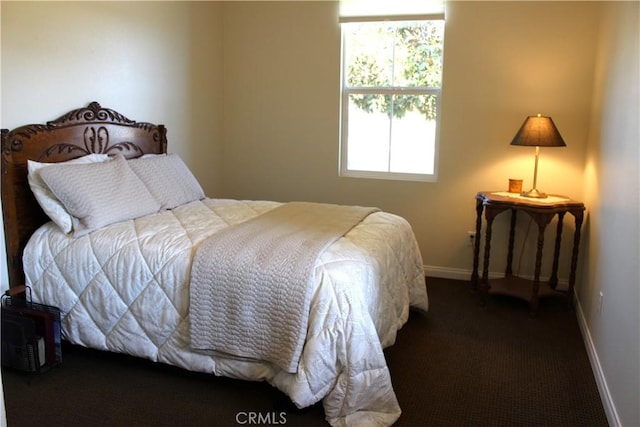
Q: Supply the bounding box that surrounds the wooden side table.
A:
[471,191,585,313]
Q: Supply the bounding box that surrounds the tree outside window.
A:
[340,20,444,181]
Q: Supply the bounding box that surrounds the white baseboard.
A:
[424,264,618,426]
[424,265,502,281]
[423,265,568,288]
[424,265,473,280]
[574,298,621,427]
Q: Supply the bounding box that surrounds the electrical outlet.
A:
[597,291,604,314]
[467,231,476,247]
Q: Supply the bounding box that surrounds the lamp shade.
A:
[510,115,566,147]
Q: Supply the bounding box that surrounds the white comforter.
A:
[23,198,428,426]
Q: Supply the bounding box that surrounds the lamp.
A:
[510,114,566,198]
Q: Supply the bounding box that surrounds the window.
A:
[339,1,445,182]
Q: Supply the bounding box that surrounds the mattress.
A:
[23,198,428,426]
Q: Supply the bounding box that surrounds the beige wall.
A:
[222,1,600,280]
[580,2,639,425]
[2,1,637,425]
[0,0,224,292]
[0,0,601,281]
[0,1,224,195]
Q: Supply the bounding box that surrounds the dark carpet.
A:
[2,277,608,426]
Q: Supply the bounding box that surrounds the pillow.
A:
[28,154,112,233]
[39,155,161,237]
[128,153,205,210]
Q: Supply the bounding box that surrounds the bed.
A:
[1,102,428,426]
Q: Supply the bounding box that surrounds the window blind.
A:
[339,0,445,23]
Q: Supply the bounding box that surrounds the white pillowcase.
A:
[128,154,205,210]
[28,153,111,233]
[39,155,161,237]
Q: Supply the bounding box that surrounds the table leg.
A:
[480,209,496,306]
[506,209,517,276]
[528,212,555,313]
[530,222,546,313]
[471,198,484,290]
[549,212,566,289]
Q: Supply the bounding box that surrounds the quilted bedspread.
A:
[190,201,379,373]
[23,198,428,427]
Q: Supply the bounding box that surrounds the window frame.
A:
[338,17,444,183]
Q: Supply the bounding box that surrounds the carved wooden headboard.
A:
[1,102,167,288]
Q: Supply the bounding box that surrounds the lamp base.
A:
[521,188,547,198]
